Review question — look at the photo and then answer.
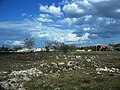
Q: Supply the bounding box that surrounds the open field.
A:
[0,51,120,90]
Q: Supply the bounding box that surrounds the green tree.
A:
[45,41,60,52]
[23,38,35,49]
[13,46,23,51]
[59,43,69,53]
[69,44,76,51]
[114,43,120,47]
[108,43,114,47]
[0,45,10,51]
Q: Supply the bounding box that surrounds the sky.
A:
[0,0,120,47]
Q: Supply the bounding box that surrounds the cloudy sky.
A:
[0,0,120,47]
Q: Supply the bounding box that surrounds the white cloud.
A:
[22,13,32,17]
[5,40,24,46]
[57,15,93,26]
[36,17,53,23]
[61,0,70,4]
[35,14,53,23]
[22,13,27,16]
[91,34,98,37]
[63,3,84,17]
[115,9,120,13]
[12,41,24,46]
[30,24,91,44]
[72,0,110,3]
[1,1,120,46]
[58,18,78,25]
[0,20,36,30]
[29,24,82,43]
[83,27,91,31]
[84,15,92,21]
[39,4,63,16]
[32,32,49,38]
[39,14,51,18]
[88,0,110,3]
[65,0,120,18]
[66,33,80,42]
[79,33,90,41]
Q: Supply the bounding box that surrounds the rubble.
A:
[0,68,43,90]
[63,55,67,59]
[67,61,76,67]
[51,62,58,68]
[58,62,65,66]
[0,71,8,74]
[56,56,59,59]
[76,55,81,59]
[85,59,91,62]
[96,67,119,73]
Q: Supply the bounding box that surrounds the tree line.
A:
[0,38,120,52]
[0,38,76,53]
[0,38,34,52]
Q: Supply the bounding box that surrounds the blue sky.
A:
[0,0,120,47]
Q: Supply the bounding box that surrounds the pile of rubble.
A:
[0,68,43,90]
[96,67,120,73]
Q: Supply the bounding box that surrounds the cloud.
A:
[71,15,120,40]
[62,3,84,18]
[79,33,90,41]
[57,15,93,26]
[30,24,91,44]
[39,4,63,16]
[30,26,75,43]
[88,0,110,3]
[0,20,36,41]
[36,17,53,23]
[66,33,80,42]
[63,0,120,19]
[12,41,24,46]
[0,20,36,30]
[39,14,51,19]
[22,13,27,17]
[0,1,120,47]
[35,14,53,23]
[5,40,24,46]
[57,17,78,26]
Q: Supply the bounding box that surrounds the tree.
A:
[69,44,76,51]
[59,43,69,53]
[45,41,60,52]
[108,43,114,47]
[45,46,49,52]
[23,38,35,49]
[0,45,10,51]
[13,46,23,51]
[114,43,120,47]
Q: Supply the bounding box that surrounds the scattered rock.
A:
[0,68,43,90]
[56,56,59,59]
[96,67,119,73]
[67,61,76,67]
[85,59,91,62]
[58,62,65,66]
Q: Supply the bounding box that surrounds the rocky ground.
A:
[0,51,120,90]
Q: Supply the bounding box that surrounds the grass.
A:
[24,71,120,90]
[0,51,120,90]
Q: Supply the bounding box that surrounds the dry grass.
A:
[0,51,120,90]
